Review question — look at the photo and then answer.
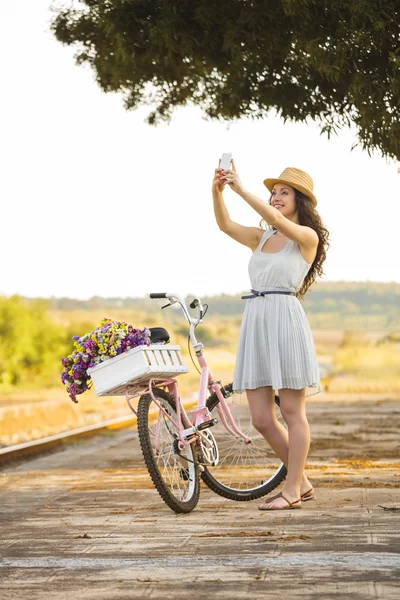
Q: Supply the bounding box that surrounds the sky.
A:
[1,1,399,301]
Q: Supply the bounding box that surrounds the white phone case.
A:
[220,153,232,170]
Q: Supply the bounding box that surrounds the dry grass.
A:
[0,388,131,446]
[1,323,399,445]
[328,332,400,393]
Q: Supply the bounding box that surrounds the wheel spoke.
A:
[204,389,286,492]
[138,390,199,512]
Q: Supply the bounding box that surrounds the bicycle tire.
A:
[201,383,287,501]
[137,387,200,514]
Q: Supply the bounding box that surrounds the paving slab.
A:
[0,398,399,599]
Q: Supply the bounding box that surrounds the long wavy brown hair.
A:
[259,189,331,301]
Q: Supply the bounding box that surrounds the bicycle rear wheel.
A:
[201,383,287,501]
[137,387,200,513]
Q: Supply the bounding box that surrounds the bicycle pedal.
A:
[197,418,218,431]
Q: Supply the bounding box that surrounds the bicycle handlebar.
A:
[149,292,204,327]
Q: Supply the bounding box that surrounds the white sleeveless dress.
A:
[232,227,322,397]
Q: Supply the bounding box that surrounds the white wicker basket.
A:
[87,344,188,396]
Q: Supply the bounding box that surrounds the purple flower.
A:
[60,319,151,403]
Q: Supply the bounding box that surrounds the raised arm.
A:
[237,188,318,250]
[212,166,263,251]
[221,161,319,250]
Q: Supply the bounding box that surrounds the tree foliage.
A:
[50,0,400,160]
[0,296,69,388]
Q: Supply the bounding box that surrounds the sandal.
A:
[258,493,302,511]
[300,486,316,501]
[258,486,315,510]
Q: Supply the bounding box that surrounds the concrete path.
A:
[1,397,399,599]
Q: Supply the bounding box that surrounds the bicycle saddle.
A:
[149,327,170,344]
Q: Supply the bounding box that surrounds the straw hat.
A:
[263,167,318,207]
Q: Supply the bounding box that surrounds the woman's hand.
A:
[212,159,227,194]
[219,160,244,195]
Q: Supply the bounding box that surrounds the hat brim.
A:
[263,177,317,207]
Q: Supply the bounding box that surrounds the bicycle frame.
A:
[125,293,251,453]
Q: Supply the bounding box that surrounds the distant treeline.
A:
[0,281,399,391]
[44,281,400,329]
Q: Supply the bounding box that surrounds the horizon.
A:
[5,278,399,303]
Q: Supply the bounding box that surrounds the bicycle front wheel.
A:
[137,387,200,514]
[201,383,287,501]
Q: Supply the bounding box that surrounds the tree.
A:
[0,296,68,387]
[50,0,400,160]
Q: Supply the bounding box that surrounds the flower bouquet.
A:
[61,318,151,403]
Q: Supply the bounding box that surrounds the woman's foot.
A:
[258,474,315,510]
[259,493,302,510]
[280,475,314,503]
[300,474,313,497]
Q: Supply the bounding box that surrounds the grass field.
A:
[1,322,399,447]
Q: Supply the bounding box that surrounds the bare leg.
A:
[259,387,311,508]
[246,386,289,461]
[246,386,312,498]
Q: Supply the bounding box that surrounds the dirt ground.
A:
[0,394,399,599]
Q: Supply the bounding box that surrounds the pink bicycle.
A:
[132,292,287,513]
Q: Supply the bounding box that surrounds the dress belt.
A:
[241,289,296,299]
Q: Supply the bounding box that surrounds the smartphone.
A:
[219,152,232,171]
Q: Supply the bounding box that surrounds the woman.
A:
[212,160,330,511]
